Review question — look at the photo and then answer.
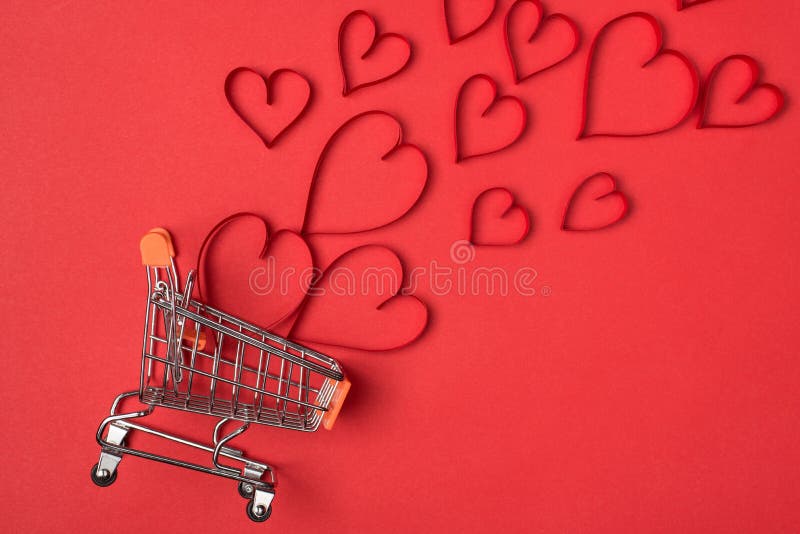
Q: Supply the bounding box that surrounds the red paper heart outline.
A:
[196,212,312,329]
[288,245,429,351]
[455,73,528,162]
[676,0,714,11]
[338,10,412,96]
[578,12,699,139]
[224,67,312,148]
[444,0,498,44]
[503,0,581,84]
[301,110,429,235]
[470,187,531,246]
[562,172,629,231]
[697,54,784,129]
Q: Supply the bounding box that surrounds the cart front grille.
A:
[139,289,343,432]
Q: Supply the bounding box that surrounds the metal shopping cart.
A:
[91,228,351,522]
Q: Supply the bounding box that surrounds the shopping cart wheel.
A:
[238,481,255,499]
[246,500,272,522]
[90,463,117,487]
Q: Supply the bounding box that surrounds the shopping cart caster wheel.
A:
[238,481,255,499]
[246,500,272,522]
[90,463,117,487]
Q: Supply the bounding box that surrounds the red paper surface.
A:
[2,1,799,532]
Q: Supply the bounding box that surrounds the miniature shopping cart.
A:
[91,228,350,522]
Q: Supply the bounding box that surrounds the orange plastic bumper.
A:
[322,377,351,430]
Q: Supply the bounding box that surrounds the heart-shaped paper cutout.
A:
[290,245,428,351]
[562,173,629,231]
[455,74,527,162]
[503,0,580,83]
[225,67,311,147]
[199,213,313,329]
[676,0,714,11]
[697,55,784,129]
[579,12,699,138]
[470,188,531,245]
[338,10,412,96]
[303,110,428,234]
[444,0,497,44]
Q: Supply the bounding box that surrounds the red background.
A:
[2,0,799,532]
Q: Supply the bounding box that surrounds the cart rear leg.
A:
[91,422,130,487]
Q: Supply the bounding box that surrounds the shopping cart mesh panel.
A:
[140,289,341,431]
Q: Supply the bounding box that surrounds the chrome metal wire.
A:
[140,266,343,432]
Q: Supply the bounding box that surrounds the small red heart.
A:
[199,214,313,330]
[290,246,428,351]
[302,111,428,234]
[562,173,629,231]
[676,0,714,11]
[338,10,411,96]
[470,188,531,245]
[698,55,784,129]
[503,0,580,83]
[444,0,497,44]
[579,12,699,138]
[224,67,311,147]
[455,74,527,162]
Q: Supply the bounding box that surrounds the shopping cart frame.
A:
[92,228,350,522]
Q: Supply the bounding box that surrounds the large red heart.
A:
[444,0,497,44]
[290,246,428,351]
[503,0,580,83]
[562,173,629,231]
[579,12,699,139]
[455,74,527,162]
[198,213,313,330]
[470,188,531,245]
[697,55,784,129]
[676,0,714,11]
[338,10,411,95]
[224,67,311,147]
[302,111,428,234]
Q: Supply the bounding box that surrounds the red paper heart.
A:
[697,55,784,129]
[455,74,527,162]
[562,173,629,231]
[302,111,428,234]
[578,12,699,139]
[676,0,714,11]
[290,246,428,351]
[198,213,313,330]
[503,0,580,83]
[470,188,531,245]
[338,10,411,96]
[224,67,311,147]
[444,0,497,44]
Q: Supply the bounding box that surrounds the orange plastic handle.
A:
[140,228,175,267]
[322,377,351,431]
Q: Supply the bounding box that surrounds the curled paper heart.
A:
[470,188,531,246]
[562,173,629,231]
[338,10,412,95]
[578,12,699,139]
[197,213,313,329]
[455,74,528,162]
[444,0,497,44]
[697,55,784,129]
[676,0,714,11]
[290,245,428,351]
[503,0,580,83]
[225,67,312,147]
[303,110,428,234]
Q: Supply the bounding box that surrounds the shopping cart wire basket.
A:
[92,228,351,522]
